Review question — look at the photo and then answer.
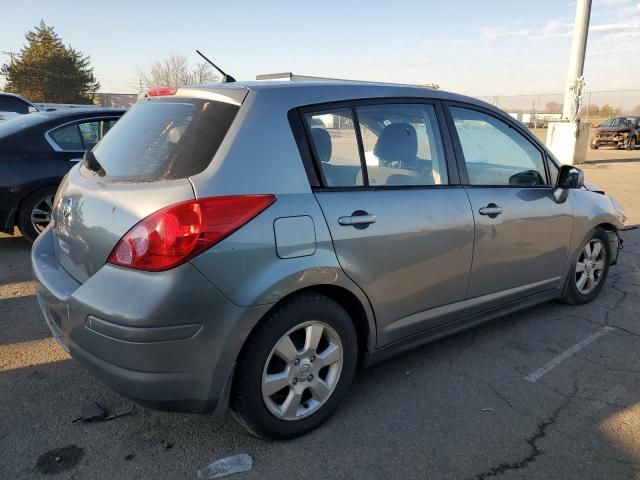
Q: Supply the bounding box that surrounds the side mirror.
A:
[553,166,584,203]
[557,165,584,189]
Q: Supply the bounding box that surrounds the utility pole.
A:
[562,0,592,120]
[1,51,18,64]
[547,0,592,164]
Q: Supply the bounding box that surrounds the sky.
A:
[1,0,639,97]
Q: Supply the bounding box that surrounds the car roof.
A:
[186,80,496,110]
[36,107,126,118]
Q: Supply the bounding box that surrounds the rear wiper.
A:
[83,150,105,175]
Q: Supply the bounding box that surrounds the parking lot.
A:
[1,148,640,479]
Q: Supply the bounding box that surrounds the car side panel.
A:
[0,151,71,232]
[188,192,378,351]
[314,188,475,346]
[464,187,574,311]
[566,189,624,263]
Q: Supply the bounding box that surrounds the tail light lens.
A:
[108,195,276,271]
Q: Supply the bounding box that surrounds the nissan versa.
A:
[33,82,626,439]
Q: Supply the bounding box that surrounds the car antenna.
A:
[196,50,236,83]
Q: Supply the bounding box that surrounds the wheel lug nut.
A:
[307,375,314,381]
[310,356,316,362]
[292,378,298,385]
[294,359,300,365]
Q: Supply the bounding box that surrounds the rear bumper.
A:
[32,227,271,413]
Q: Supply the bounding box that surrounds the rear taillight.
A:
[147,86,178,97]
[108,195,276,271]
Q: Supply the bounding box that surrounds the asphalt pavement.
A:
[1,151,640,479]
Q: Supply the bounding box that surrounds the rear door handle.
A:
[479,204,503,217]
[338,212,376,227]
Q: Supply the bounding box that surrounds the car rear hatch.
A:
[51,86,248,282]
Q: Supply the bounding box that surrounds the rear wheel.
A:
[17,186,57,243]
[231,293,357,440]
[562,228,610,305]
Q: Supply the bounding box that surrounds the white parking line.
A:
[525,326,614,383]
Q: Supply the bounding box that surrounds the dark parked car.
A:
[0,108,125,241]
[591,116,639,150]
[0,92,39,122]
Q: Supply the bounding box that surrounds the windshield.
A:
[91,98,239,182]
[602,117,637,128]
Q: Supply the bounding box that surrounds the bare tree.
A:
[138,53,218,90]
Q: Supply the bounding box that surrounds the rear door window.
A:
[78,120,117,150]
[48,118,119,151]
[355,103,448,186]
[304,102,448,188]
[91,98,239,182]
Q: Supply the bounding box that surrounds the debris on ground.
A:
[72,402,135,423]
[35,445,85,475]
[197,453,253,479]
[481,408,493,412]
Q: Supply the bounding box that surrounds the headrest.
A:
[311,128,332,163]
[373,123,418,164]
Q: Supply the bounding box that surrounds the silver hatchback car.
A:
[33,81,625,439]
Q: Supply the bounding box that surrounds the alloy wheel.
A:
[575,238,606,295]
[31,195,54,233]
[261,321,343,421]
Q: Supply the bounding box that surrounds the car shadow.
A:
[0,232,34,285]
[585,157,640,165]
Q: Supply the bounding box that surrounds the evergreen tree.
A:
[1,21,99,103]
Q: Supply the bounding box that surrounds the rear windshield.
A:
[91,97,239,182]
[0,113,48,138]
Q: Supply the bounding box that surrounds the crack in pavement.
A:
[469,380,578,479]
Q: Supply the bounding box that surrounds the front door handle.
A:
[338,211,376,228]
[479,203,503,217]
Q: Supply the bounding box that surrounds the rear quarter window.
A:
[91,98,239,182]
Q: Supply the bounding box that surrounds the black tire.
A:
[627,136,637,151]
[230,293,358,440]
[17,186,57,243]
[561,228,611,305]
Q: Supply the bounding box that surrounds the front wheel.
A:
[231,293,358,440]
[561,228,610,305]
[627,136,637,151]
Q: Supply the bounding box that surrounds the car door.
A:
[445,103,573,315]
[302,100,475,346]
